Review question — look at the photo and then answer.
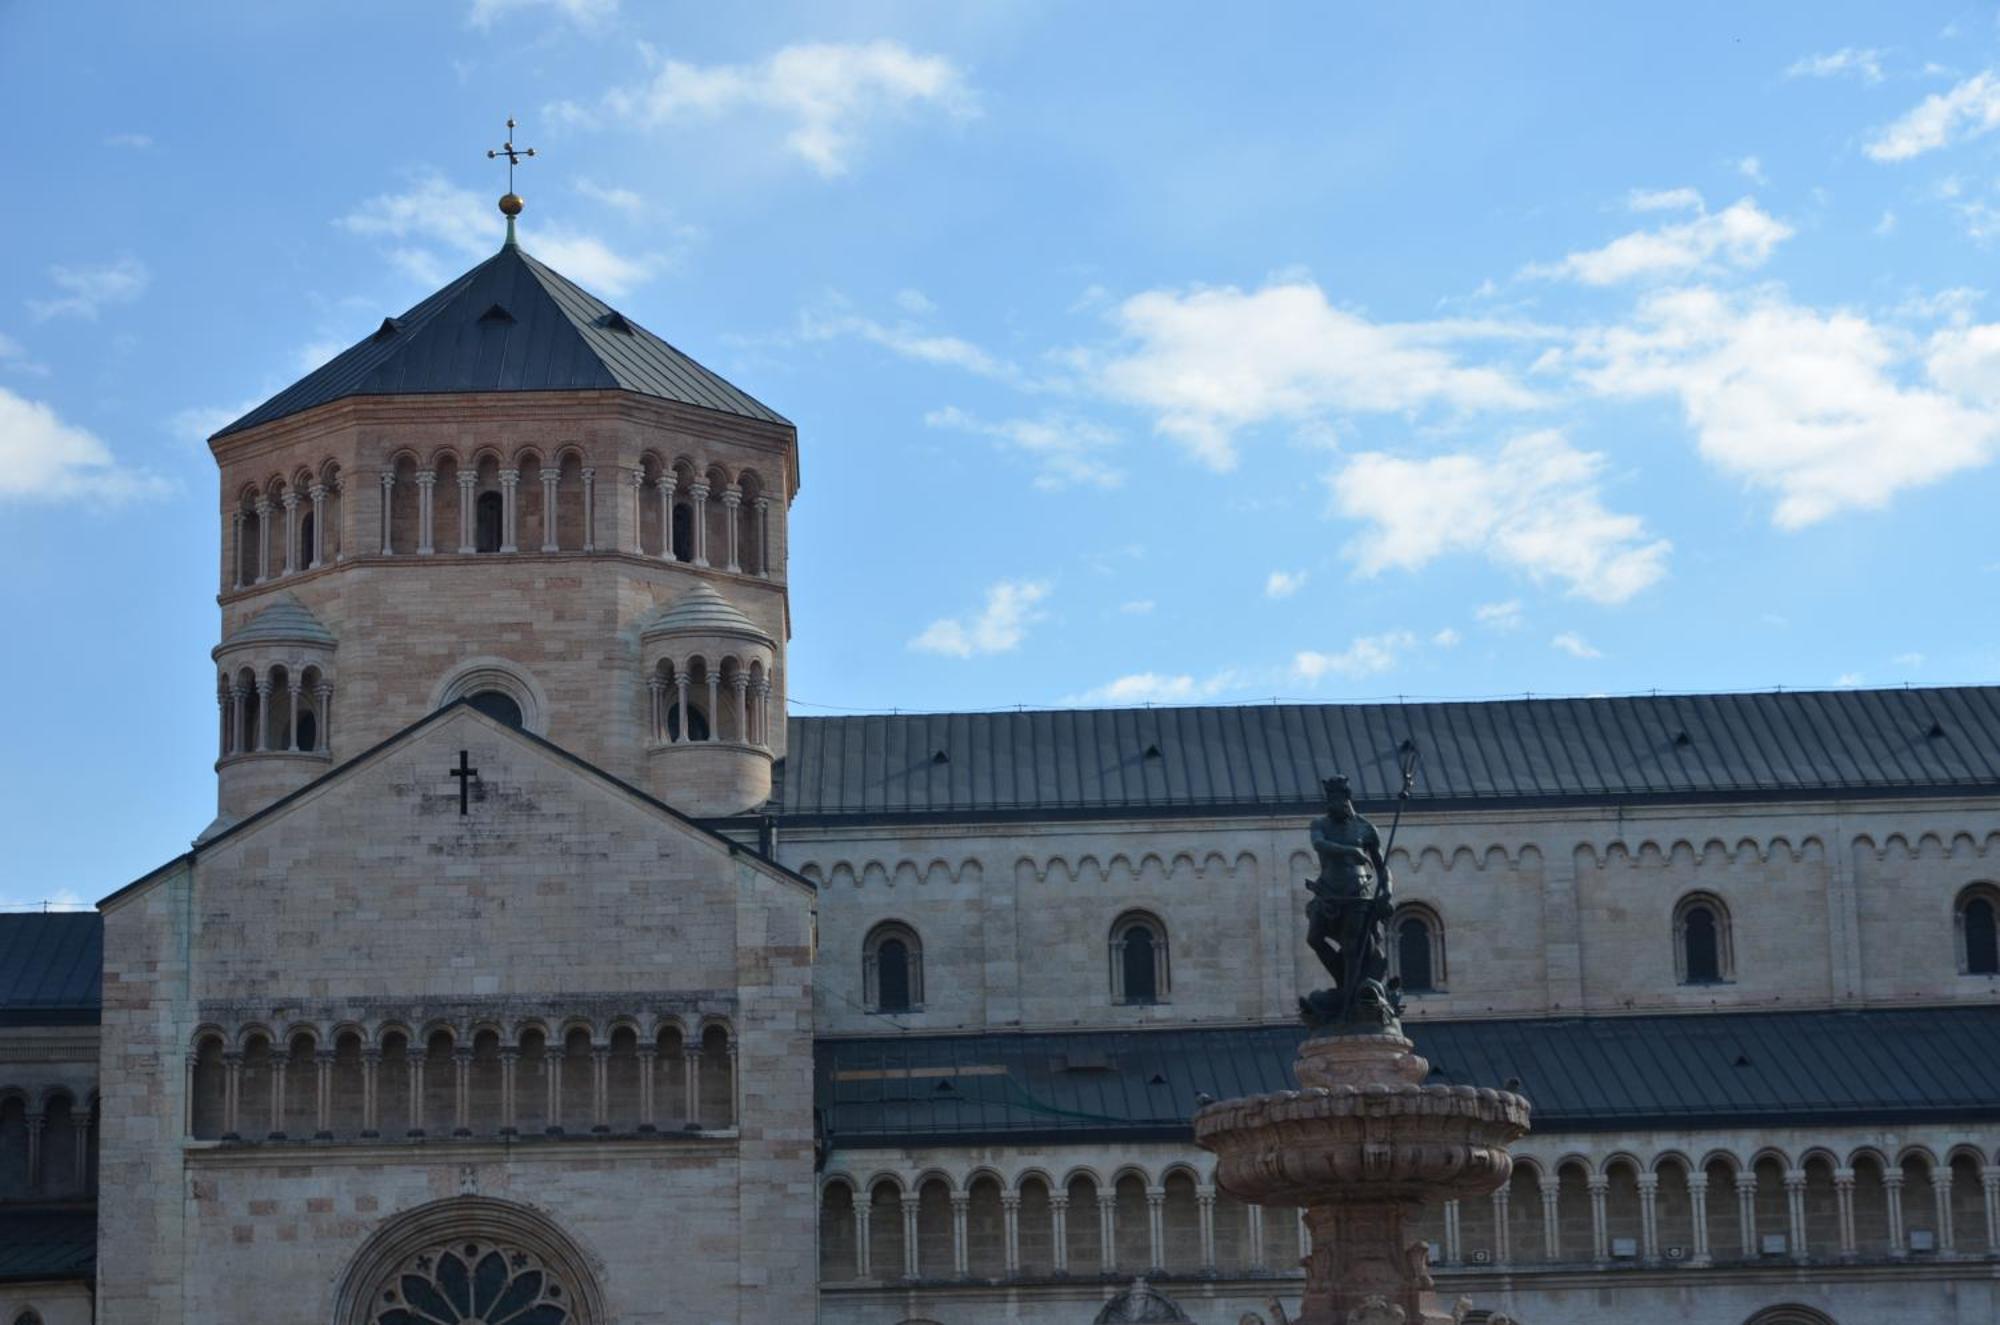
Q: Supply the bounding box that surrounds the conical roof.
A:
[216,241,787,437]
[216,592,335,650]
[1093,1279,1191,1325]
[641,582,771,641]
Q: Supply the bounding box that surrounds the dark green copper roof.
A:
[216,241,788,437]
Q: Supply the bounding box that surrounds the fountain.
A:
[1193,767,1531,1325]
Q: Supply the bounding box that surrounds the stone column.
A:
[361,1048,379,1138]
[690,480,711,566]
[1784,1169,1808,1261]
[268,1049,288,1139]
[674,674,690,745]
[452,1047,472,1137]
[1689,1172,1712,1266]
[499,1047,518,1136]
[255,497,272,580]
[731,673,750,744]
[636,1046,656,1132]
[1097,1192,1116,1271]
[1493,1186,1511,1264]
[901,1193,921,1279]
[1197,1186,1217,1274]
[1981,1169,2000,1253]
[753,495,770,575]
[1540,1175,1560,1260]
[230,510,245,588]
[1145,1186,1166,1272]
[540,469,560,551]
[950,1192,970,1278]
[379,471,395,555]
[1638,1172,1660,1262]
[309,483,327,568]
[1050,1193,1070,1274]
[499,468,519,553]
[706,672,721,744]
[253,677,272,751]
[416,472,436,555]
[753,678,771,748]
[1834,1169,1857,1258]
[580,467,596,552]
[852,1188,872,1280]
[216,683,231,759]
[1734,1172,1757,1258]
[544,1048,561,1135]
[1886,1171,1907,1256]
[1936,1165,1955,1253]
[287,676,303,752]
[646,677,664,744]
[314,1050,333,1139]
[315,683,333,754]
[281,490,299,574]
[591,1045,610,1134]
[24,1113,42,1192]
[627,469,646,555]
[1587,1174,1609,1262]
[222,1051,242,1140]
[658,472,677,560]
[1247,1202,1266,1269]
[722,486,742,572]
[456,471,476,553]
[683,1044,702,1127]
[1442,1199,1461,1264]
[1002,1191,1021,1276]
[406,1045,425,1137]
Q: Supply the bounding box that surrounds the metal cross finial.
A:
[486,117,536,192]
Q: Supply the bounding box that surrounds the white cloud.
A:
[28,255,150,321]
[1570,285,2000,528]
[911,580,1050,657]
[1330,431,1669,604]
[1264,569,1308,599]
[1432,627,1462,647]
[1476,599,1525,630]
[1089,280,1541,470]
[0,387,172,504]
[574,177,645,214]
[103,132,153,149]
[1876,209,1899,236]
[1293,631,1417,683]
[602,40,975,176]
[804,309,1015,379]
[1527,196,1792,286]
[895,288,936,314]
[1836,671,1865,687]
[1893,650,1926,667]
[1551,631,1603,659]
[295,340,345,373]
[532,228,661,296]
[1068,670,1241,705]
[924,406,1121,489]
[1866,70,2000,161]
[468,0,614,28]
[1735,156,1768,185]
[1119,599,1155,615]
[1628,186,1704,213]
[0,332,47,377]
[1787,48,1885,84]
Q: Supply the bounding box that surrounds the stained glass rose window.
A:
[374,1241,568,1325]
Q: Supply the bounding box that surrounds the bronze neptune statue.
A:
[1300,753,1416,1029]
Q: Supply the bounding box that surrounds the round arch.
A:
[429,657,550,735]
[332,1195,608,1325]
[1743,1308,1837,1325]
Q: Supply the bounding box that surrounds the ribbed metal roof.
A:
[0,1210,95,1283]
[217,592,334,648]
[817,1006,2000,1148]
[773,686,2000,819]
[216,241,788,437]
[0,913,100,1025]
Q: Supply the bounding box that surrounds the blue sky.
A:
[4,2,2000,903]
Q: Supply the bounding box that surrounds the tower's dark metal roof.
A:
[216,241,788,437]
[772,686,2000,821]
[0,912,100,1026]
[816,1005,2000,1149]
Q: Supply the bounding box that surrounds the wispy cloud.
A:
[1330,431,1669,604]
[1787,48,1885,84]
[1526,195,1792,286]
[1264,569,1308,599]
[0,332,48,378]
[802,306,1017,380]
[28,255,150,321]
[1294,631,1418,682]
[924,406,1121,489]
[1551,631,1603,659]
[574,177,645,214]
[0,388,172,504]
[468,0,615,28]
[1119,599,1155,615]
[1068,670,1241,705]
[1432,627,1462,647]
[1087,280,1542,470]
[599,40,976,176]
[911,579,1050,657]
[1475,600,1524,631]
[1866,69,2000,161]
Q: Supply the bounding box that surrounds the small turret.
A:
[639,583,776,816]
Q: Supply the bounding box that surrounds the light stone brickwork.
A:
[96,706,817,1323]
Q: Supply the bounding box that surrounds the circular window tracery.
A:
[374,1240,569,1325]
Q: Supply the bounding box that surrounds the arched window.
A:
[468,690,523,728]
[475,490,503,553]
[1957,885,2000,976]
[864,922,924,1013]
[15,1311,45,1325]
[1674,893,1733,985]
[666,700,710,742]
[1109,911,1169,1005]
[671,502,694,563]
[1389,904,1445,994]
[298,509,315,570]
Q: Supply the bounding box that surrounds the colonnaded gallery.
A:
[2,214,1998,1325]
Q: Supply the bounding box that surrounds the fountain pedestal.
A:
[1194,1029,1530,1325]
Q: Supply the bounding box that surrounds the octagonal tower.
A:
[207,215,796,830]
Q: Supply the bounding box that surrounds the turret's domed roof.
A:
[216,592,335,650]
[1093,1279,1192,1325]
[641,582,770,641]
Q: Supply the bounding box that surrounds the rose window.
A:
[373,1241,570,1325]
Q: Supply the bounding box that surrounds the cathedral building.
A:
[1,210,1998,1325]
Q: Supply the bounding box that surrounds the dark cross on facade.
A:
[486,117,536,191]
[448,750,479,815]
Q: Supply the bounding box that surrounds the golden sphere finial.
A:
[499,192,525,217]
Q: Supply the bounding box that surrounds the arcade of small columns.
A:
[645,657,774,749]
[185,1016,737,1144]
[215,662,334,762]
[818,1138,2000,1286]
[0,1086,97,1201]
[230,468,345,590]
